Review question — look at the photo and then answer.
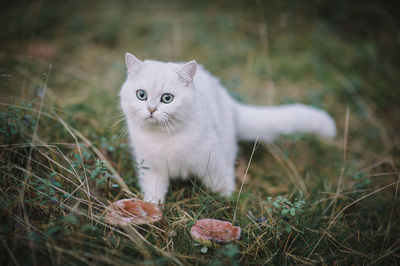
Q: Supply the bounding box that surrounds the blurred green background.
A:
[1,0,399,128]
[1,0,399,264]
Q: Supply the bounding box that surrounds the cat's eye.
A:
[161,93,174,104]
[136,89,147,101]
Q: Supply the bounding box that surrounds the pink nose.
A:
[148,107,157,115]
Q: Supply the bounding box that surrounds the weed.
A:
[262,196,305,235]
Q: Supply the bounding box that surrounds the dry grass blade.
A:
[233,138,258,224]
[308,180,400,258]
[19,64,52,266]
[2,240,20,266]
[52,111,135,196]
[3,168,180,263]
[330,105,350,216]
[381,160,400,252]
[262,142,307,194]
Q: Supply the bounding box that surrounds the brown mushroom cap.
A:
[190,218,241,246]
[105,199,162,226]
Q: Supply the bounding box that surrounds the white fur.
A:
[120,53,336,204]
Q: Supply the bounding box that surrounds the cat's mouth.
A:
[145,116,159,123]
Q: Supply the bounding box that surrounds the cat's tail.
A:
[234,103,336,142]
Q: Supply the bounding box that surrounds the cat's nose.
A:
[148,107,157,115]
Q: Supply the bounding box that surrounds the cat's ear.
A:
[125,53,144,75]
[177,60,197,86]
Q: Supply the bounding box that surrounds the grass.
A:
[1,0,399,265]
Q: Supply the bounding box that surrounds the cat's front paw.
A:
[139,173,169,205]
[216,181,235,198]
[143,193,165,205]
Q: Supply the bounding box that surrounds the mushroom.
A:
[105,199,162,226]
[190,218,241,246]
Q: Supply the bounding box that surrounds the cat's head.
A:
[120,53,197,131]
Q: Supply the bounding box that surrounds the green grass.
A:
[1,0,399,265]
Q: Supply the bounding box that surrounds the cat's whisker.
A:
[161,120,171,135]
[116,127,124,137]
[167,118,182,133]
[107,117,126,132]
[122,128,129,137]
[166,120,177,135]
[161,116,177,135]
[116,126,128,142]
[117,128,129,143]
[164,120,174,135]
[163,119,174,135]
[165,112,184,122]
[163,112,184,132]
[107,112,125,120]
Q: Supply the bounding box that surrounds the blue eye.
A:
[136,90,147,101]
[161,93,174,104]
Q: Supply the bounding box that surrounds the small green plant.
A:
[100,135,128,153]
[134,159,150,172]
[262,196,305,236]
[352,171,371,189]
[0,102,37,143]
[210,245,240,266]
[91,159,112,186]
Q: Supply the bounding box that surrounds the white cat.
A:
[120,53,336,204]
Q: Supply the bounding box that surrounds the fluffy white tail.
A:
[235,103,336,142]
